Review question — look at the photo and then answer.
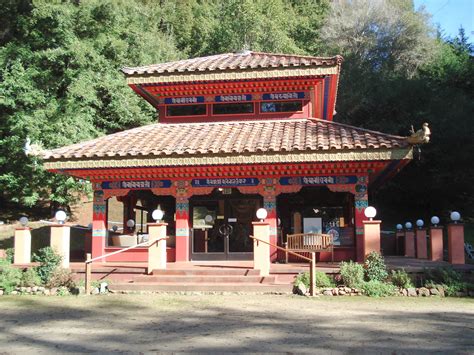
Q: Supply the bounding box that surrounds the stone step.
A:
[151,268,261,276]
[109,282,293,294]
[132,275,276,284]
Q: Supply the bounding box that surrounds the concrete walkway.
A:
[0,294,472,354]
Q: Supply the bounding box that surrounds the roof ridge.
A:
[307,117,406,140]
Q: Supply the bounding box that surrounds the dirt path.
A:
[0,294,473,354]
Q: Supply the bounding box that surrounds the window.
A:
[213,103,254,115]
[260,100,303,113]
[166,104,206,117]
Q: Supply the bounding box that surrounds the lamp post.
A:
[448,211,464,264]
[404,221,415,258]
[50,210,70,268]
[147,209,167,273]
[415,219,427,259]
[429,216,443,261]
[362,206,381,259]
[252,208,270,277]
[395,224,404,256]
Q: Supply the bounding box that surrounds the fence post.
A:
[85,253,92,296]
[310,252,316,296]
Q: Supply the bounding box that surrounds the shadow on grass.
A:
[0,295,473,353]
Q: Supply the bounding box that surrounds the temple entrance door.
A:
[191,190,261,260]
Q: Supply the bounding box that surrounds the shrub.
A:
[364,252,388,282]
[294,271,335,288]
[20,268,42,287]
[5,248,14,264]
[33,247,62,285]
[390,269,413,288]
[46,268,76,289]
[339,261,364,288]
[0,262,22,293]
[362,280,396,297]
[424,267,466,296]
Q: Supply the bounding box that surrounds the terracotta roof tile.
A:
[44,118,408,162]
[122,52,343,76]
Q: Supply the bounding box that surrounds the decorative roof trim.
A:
[44,148,413,170]
[126,66,339,85]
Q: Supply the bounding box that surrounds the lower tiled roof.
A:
[44,118,409,163]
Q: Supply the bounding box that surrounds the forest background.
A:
[0,0,473,227]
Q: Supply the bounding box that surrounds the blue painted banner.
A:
[215,94,252,102]
[262,92,305,101]
[101,180,172,190]
[164,96,205,105]
[192,178,259,187]
[279,176,358,186]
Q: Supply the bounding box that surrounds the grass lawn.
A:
[0,294,472,353]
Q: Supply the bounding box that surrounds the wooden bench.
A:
[285,233,334,263]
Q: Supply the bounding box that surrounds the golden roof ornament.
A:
[407,123,431,144]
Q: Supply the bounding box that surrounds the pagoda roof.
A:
[122,51,343,76]
[44,118,412,170]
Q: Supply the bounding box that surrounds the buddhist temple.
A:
[43,51,413,264]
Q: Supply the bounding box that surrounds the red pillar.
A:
[92,190,107,259]
[404,230,416,258]
[263,190,278,262]
[354,176,368,262]
[175,195,190,262]
[429,226,443,261]
[415,228,428,259]
[362,220,381,257]
[447,223,465,264]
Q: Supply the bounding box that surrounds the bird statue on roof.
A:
[23,137,46,157]
[407,123,431,144]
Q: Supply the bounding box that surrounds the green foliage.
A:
[424,267,467,296]
[294,271,335,288]
[361,280,396,297]
[46,268,76,289]
[20,267,42,287]
[390,269,413,289]
[32,247,62,285]
[364,252,388,282]
[5,248,14,263]
[0,260,22,293]
[339,261,364,288]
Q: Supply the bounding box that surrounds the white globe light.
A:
[87,223,93,230]
[396,224,403,231]
[152,209,164,222]
[450,211,461,222]
[19,216,29,227]
[55,210,67,224]
[405,222,412,230]
[204,215,214,223]
[112,225,118,232]
[364,206,377,219]
[256,208,268,220]
[416,219,424,228]
[126,219,135,228]
[431,216,440,226]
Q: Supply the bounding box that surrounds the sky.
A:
[414,0,474,38]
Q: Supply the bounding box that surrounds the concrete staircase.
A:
[107,268,295,293]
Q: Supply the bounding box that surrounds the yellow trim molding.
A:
[44,148,413,170]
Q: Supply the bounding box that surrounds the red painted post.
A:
[92,190,107,260]
[429,226,444,262]
[404,229,416,258]
[354,176,369,262]
[175,195,190,262]
[263,184,278,262]
[447,223,465,264]
[415,228,428,259]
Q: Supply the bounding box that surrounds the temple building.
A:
[43,51,413,264]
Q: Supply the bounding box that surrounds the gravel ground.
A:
[0,294,473,354]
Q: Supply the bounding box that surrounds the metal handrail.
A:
[249,235,317,296]
[84,237,168,295]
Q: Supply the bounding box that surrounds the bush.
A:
[20,268,42,287]
[5,248,14,264]
[0,262,22,293]
[46,268,76,289]
[390,269,413,288]
[424,267,466,296]
[364,252,388,282]
[339,261,364,288]
[294,271,335,288]
[362,280,396,297]
[33,247,62,285]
